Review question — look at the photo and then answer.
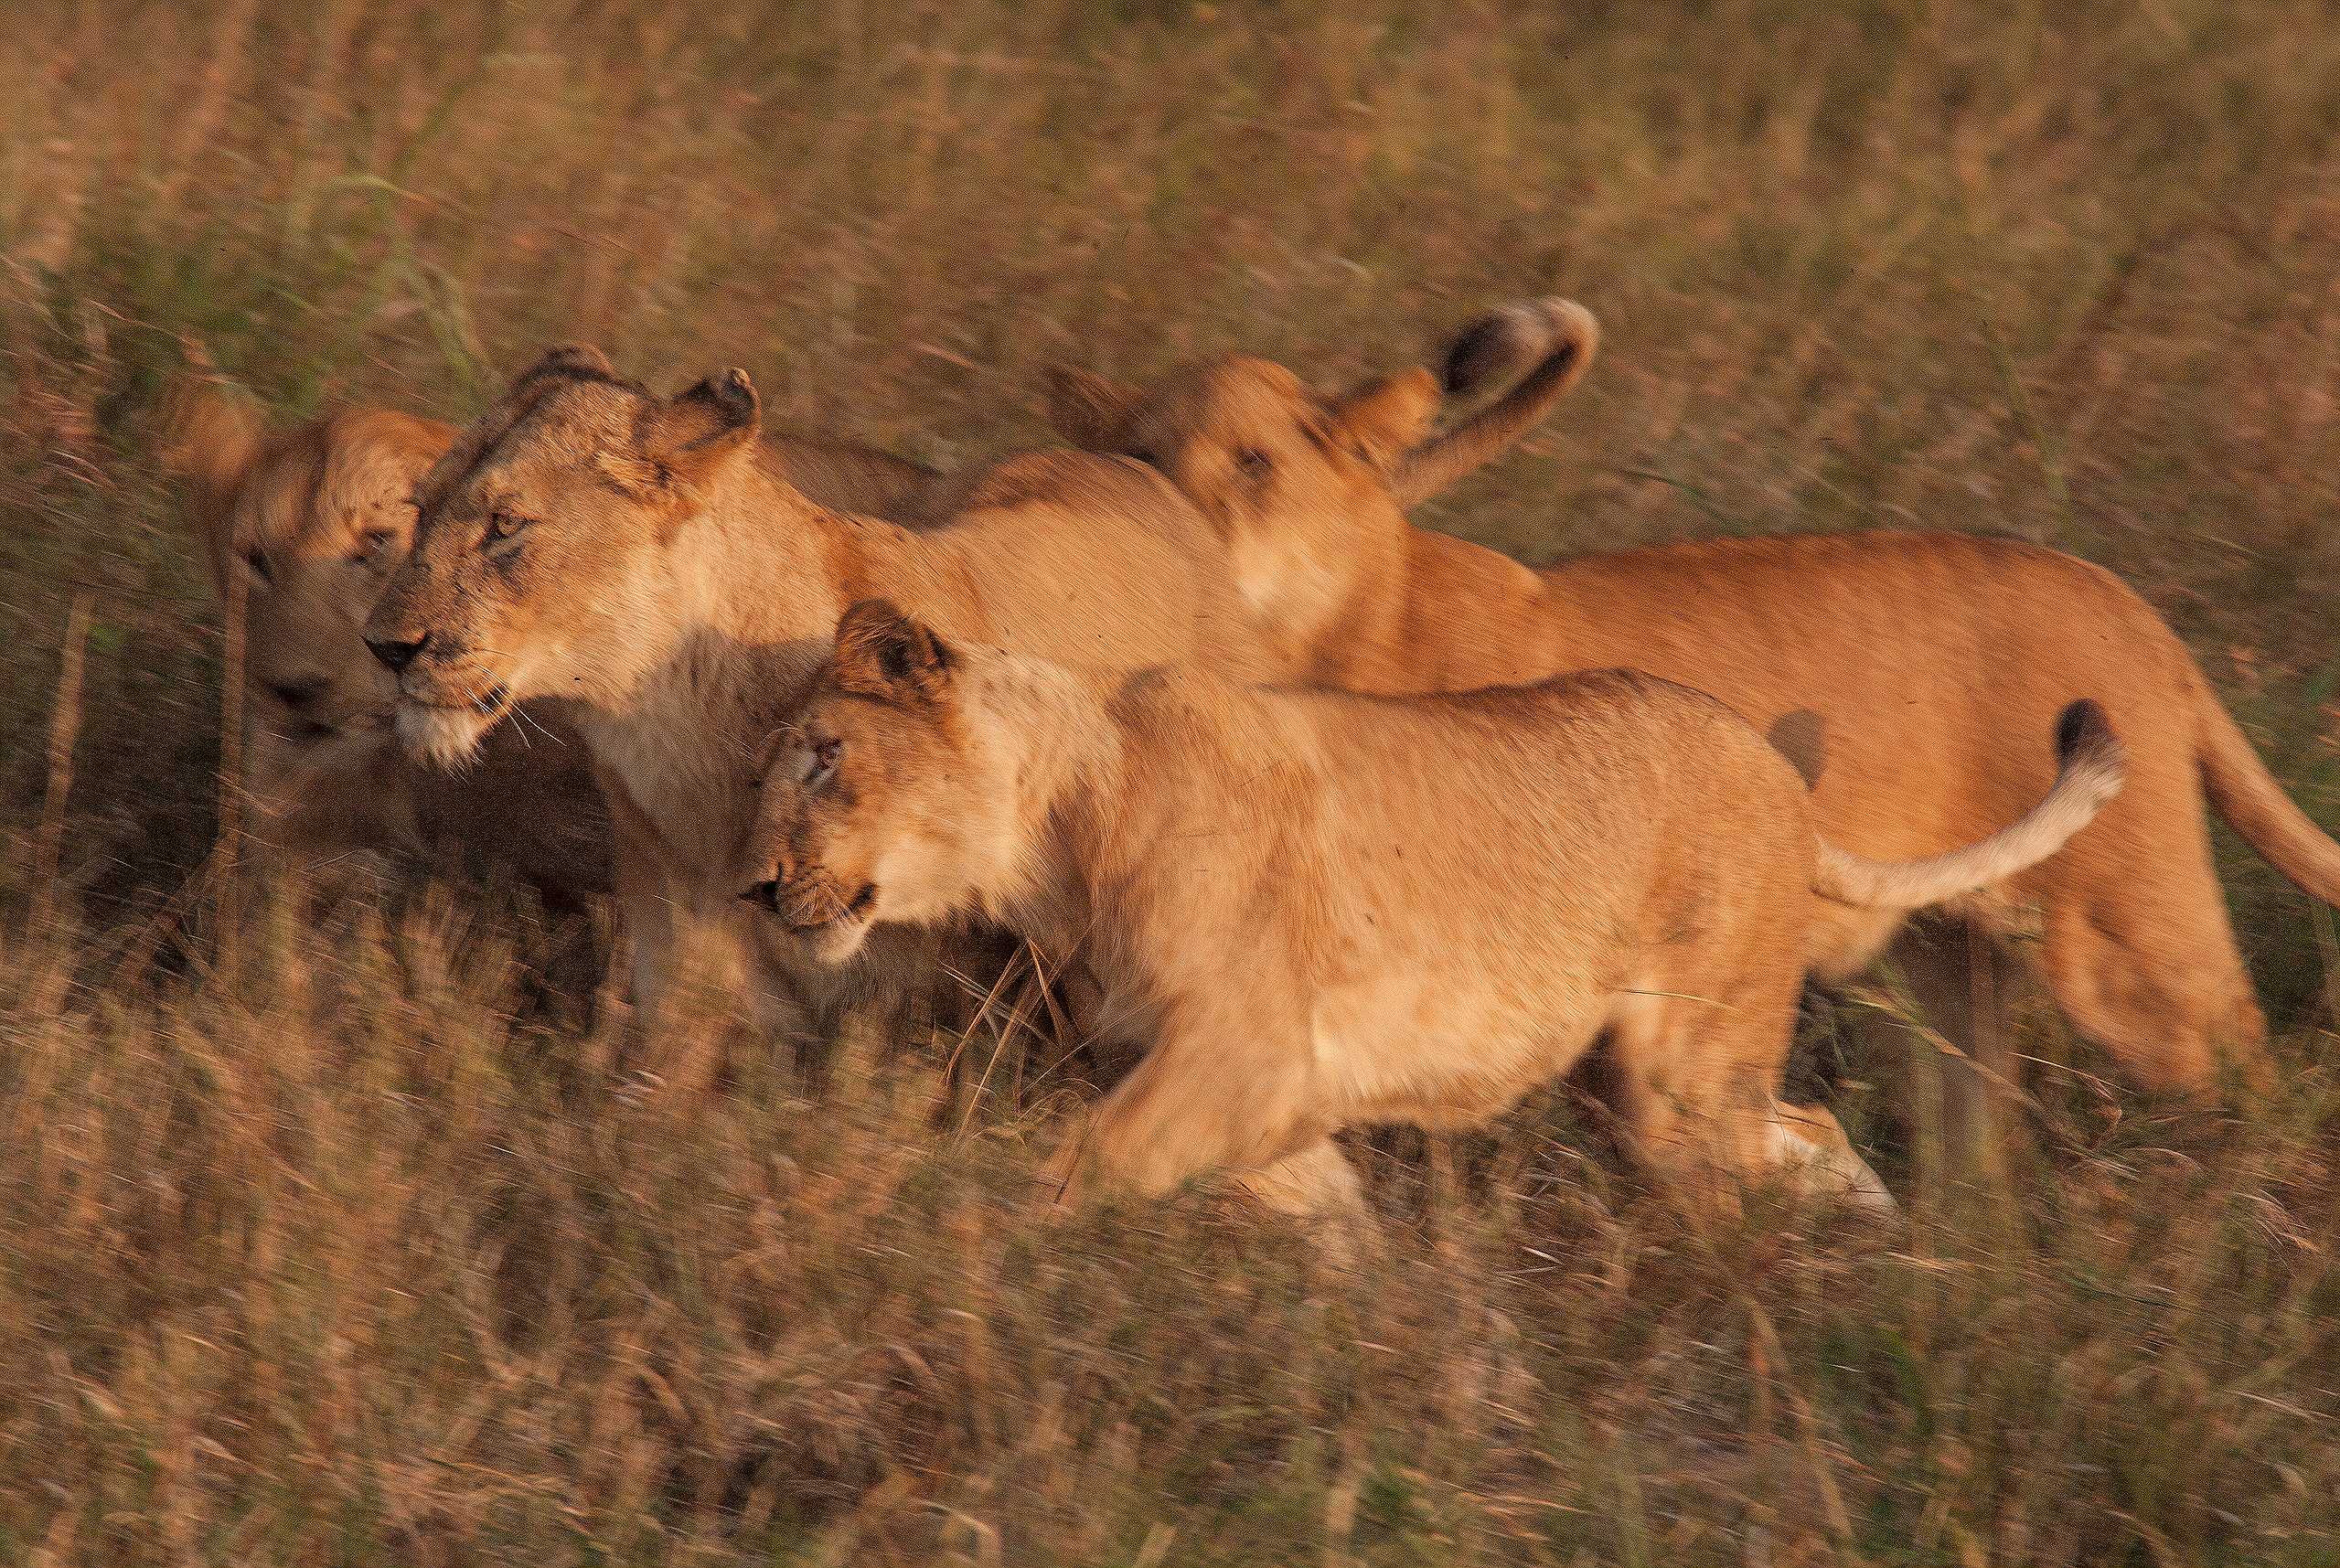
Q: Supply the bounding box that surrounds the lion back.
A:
[925,449,1281,684]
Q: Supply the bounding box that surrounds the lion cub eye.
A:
[245,546,275,589]
[352,528,399,564]
[806,738,843,784]
[1234,448,1272,480]
[486,507,530,543]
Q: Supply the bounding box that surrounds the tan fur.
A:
[361,348,1280,1042]
[172,386,939,908]
[743,603,2121,1221]
[1046,303,2328,1097]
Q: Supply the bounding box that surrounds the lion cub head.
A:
[365,347,767,767]
[743,601,1026,965]
[176,390,453,739]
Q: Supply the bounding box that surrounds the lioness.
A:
[176,393,614,905]
[359,347,1280,1043]
[742,601,2125,1219]
[176,388,943,905]
[1045,302,2340,1110]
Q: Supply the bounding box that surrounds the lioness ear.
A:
[1044,363,1147,453]
[510,344,615,398]
[833,597,956,704]
[167,383,269,596]
[1328,368,1441,475]
[646,368,763,475]
[604,368,764,525]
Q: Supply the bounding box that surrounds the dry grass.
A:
[4,0,2340,1561]
[5,905,2338,1564]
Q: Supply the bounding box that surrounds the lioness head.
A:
[1045,355,1439,640]
[363,347,765,767]
[743,600,1017,965]
[1044,301,1598,656]
[176,390,453,737]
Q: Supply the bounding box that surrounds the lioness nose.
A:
[741,880,782,912]
[364,629,429,673]
[266,676,328,712]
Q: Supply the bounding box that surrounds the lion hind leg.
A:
[1763,1102,1897,1217]
[2039,882,2271,1096]
[1620,1068,1896,1220]
[1233,1138,1375,1263]
[1603,988,1768,1218]
[1604,958,1890,1219]
[1843,916,2030,1183]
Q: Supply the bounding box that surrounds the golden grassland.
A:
[3,1,2340,1561]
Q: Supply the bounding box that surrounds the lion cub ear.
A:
[1327,368,1440,475]
[320,409,450,539]
[1044,364,1148,453]
[833,598,956,705]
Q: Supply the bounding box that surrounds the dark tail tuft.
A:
[2056,698,2114,763]
[1442,313,1518,397]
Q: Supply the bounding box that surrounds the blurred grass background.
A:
[3,0,2339,1561]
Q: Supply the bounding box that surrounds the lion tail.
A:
[2198,683,2340,905]
[1389,298,1599,507]
[1812,699,2127,911]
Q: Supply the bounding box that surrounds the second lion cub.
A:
[746,601,2124,1220]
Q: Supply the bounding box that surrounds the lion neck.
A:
[1376,524,1570,692]
[1270,486,1416,690]
[574,466,995,906]
[951,654,1130,955]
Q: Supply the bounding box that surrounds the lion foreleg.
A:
[1042,1000,1329,1210]
[1231,1137,1369,1220]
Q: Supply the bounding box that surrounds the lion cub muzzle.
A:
[740,868,875,933]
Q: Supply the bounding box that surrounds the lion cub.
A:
[745,601,2124,1221]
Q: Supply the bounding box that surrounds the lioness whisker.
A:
[512,705,565,747]
[1618,987,1735,1009]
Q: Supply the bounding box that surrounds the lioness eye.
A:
[245,546,274,588]
[353,529,398,563]
[1236,449,1272,478]
[487,508,529,542]
[807,739,842,783]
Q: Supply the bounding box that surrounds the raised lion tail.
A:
[1388,298,1599,507]
[1811,699,2127,911]
[2197,681,2340,906]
